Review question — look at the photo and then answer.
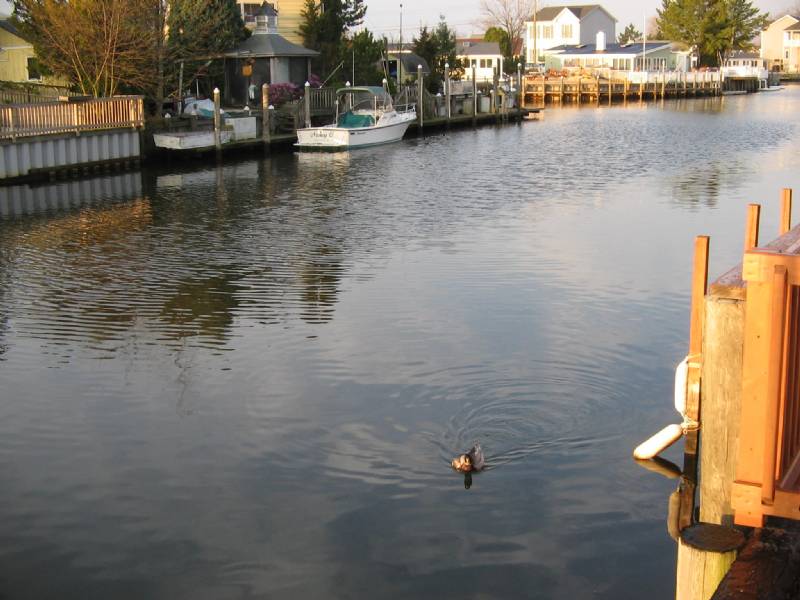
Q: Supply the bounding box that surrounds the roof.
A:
[534,5,614,22]
[458,42,502,56]
[226,32,318,57]
[546,41,672,56]
[0,19,25,41]
[727,50,760,59]
[255,2,278,17]
[387,52,431,75]
[786,21,800,31]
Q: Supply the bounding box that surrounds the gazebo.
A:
[223,2,318,105]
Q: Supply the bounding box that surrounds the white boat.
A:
[762,85,785,92]
[296,86,416,150]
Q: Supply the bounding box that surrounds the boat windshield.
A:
[335,87,393,127]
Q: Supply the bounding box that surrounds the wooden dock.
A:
[639,188,800,599]
[522,71,722,107]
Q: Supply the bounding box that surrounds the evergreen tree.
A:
[347,30,385,86]
[656,0,767,66]
[618,23,642,44]
[484,26,511,57]
[299,0,367,80]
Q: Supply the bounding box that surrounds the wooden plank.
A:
[700,295,746,526]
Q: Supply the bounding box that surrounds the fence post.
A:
[517,63,522,116]
[262,83,270,145]
[781,188,793,235]
[73,101,80,136]
[444,62,451,122]
[417,65,423,130]
[213,87,221,150]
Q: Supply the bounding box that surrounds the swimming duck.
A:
[451,443,485,473]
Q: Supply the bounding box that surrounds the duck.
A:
[451,443,485,473]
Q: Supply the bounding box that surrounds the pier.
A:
[522,71,723,106]
[639,188,800,599]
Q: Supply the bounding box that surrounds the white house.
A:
[542,35,695,72]
[760,15,800,72]
[457,40,504,81]
[525,4,616,65]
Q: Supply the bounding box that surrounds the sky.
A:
[362,0,794,39]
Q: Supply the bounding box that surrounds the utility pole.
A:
[533,0,538,67]
[398,3,403,88]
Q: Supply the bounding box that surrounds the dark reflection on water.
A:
[1,91,799,599]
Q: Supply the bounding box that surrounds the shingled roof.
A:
[533,5,615,22]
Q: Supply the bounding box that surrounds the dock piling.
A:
[213,87,221,151]
[780,188,793,234]
[261,83,270,145]
[304,81,311,128]
[744,203,761,251]
[417,65,424,130]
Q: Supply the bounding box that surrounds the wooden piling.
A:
[444,63,451,123]
[261,83,270,145]
[472,66,477,125]
[417,65,424,130]
[781,188,793,235]
[303,81,311,128]
[744,204,761,252]
[676,524,744,600]
[213,87,221,151]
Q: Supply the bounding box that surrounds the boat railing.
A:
[395,103,416,115]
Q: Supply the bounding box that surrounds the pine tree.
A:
[299,0,367,80]
[618,23,643,44]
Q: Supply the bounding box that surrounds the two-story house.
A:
[760,15,800,72]
[236,0,308,44]
[524,4,616,65]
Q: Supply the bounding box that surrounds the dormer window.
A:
[253,2,278,33]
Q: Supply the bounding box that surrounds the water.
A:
[1,90,799,599]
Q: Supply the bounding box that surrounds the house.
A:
[383,44,431,84]
[543,35,695,72]
[525,4,616,65]
[0,19,66,87]
[456,40,503,81]
[760,15,800,72]
[236,0,308,45]
[223,3,318,105]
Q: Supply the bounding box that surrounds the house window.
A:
[27,57,41,81]
[481,58,492,68]
[787,50,790,59]
[538,24,553,39]
[561,24,573,39]
[241,3,261,23]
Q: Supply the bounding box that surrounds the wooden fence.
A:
[0,96,144,140]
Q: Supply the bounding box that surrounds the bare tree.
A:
[480,0,536,55]
[13,0,161,97]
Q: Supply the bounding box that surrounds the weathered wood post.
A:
[178,61,184,116]
[304,81,311,128]
[781,188,793,234]
[213,87,222,151]
[444,62,451,123]
[491,68,498,115]
[744,203,761,251]
[261,83,270,145]
[417,64,424,130]
[517,63,522,118]
[472,65,477,125]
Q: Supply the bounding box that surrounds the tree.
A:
[347,29,385,86]
[485,26,511,57]
[618,23,642,44]
[480,0,534,63]
[299,0,367,80]
[166,0,247,100]
[657,0,768,66]
[13,0,160,97]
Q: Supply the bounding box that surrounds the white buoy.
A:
[633,423,684,460]
[674,357,689,416]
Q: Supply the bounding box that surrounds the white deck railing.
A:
[0,96,144,140]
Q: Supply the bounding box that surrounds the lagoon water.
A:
[1,89,799,599]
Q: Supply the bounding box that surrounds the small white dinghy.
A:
[296,86,416,150]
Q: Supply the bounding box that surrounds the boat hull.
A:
[296,119,413,150]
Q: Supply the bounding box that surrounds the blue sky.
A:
[363,0,792,39]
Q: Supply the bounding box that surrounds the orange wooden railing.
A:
[732,188,800,527]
